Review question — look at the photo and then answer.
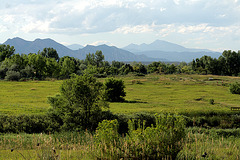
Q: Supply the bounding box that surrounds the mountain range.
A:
[123,40,221,62]
[3,37,221,62]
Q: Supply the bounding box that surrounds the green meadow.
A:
[0,80,62,115]
[0,74,239,115]
[1,74,240,159]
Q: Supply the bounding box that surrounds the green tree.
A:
[119,64,133,75]
[104,78,126,102]
[0,44,15,62]
[40,48,59,61]
[48,74,108,131]
[28,53,46,78]
[221,50,240,76]
[85,51,104,67]
[166,64,176,74]
[60,57,76,78]
[111,61,124,69]
[148,61,166,74]
[45,58,61,78]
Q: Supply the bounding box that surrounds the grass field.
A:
[0,74,240,115]
[1,74,240,159]
[0,80,62,115]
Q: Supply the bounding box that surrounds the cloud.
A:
[1,0,240,35]
[113,24,154,34]
[89,40,115,46]
[1,0,240,51]
[0,25,7,33]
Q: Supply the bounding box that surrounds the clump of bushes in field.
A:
[0,114,60,133]
[47,74,126,131]
[94,114,186,159]
[103,77,126,102]
[229,82,240,94]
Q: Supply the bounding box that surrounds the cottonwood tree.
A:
[85,50,104,67]
[40,48,59,61]
[48,74,108,131]
[0,44,15,62]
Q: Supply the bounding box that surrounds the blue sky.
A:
[1,0,240,51]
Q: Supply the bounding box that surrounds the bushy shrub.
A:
[94,113,186,159]
[5,70,21,81]
[104,78,126,102]
[209,99,215,105]
[94,119,120,159]
[229,82,240,94]
[0,114,60,133]
[0,66,7,79]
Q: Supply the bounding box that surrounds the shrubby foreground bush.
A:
[229,82,240,94]
[94,114,186,159]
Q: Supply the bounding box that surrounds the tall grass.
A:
[178,127,240,159]
[1,127,240,159]
[0,132,95,159]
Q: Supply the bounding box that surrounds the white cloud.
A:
[89,40,114,46]
[1,0,239,35]
[1,0,240,51]
[21,20,51,33]
[113,24,154,34]
[0,25,7,33]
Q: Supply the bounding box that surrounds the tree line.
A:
[1,44,240,81]
[191,50,240,76]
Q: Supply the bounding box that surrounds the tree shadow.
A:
[122,100,148,104]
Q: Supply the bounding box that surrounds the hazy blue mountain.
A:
[76,44,166,62]
[136,50,221,62]
[3,37,165,62]
[123,40,212,53]
[122,39,221,62]
[4,37,77,57]
[67,44,84,50]
[3,37,221,62]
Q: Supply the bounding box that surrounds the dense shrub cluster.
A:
[0,114,60,133]
[184,114,240,129]
[104,78,126,102]
[94,114,186,159]
[229,82,240,94]
[1,111,240,134]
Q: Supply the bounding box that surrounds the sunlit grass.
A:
[0,74,239,115]
[0,80,62,114]
[110,74,240,114]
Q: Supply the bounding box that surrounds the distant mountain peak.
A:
[6,37,28,42]
[123,39,211,53]
[4,37,75,57]
[3,37,220,62]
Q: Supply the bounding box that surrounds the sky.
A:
[0,0,240,51]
